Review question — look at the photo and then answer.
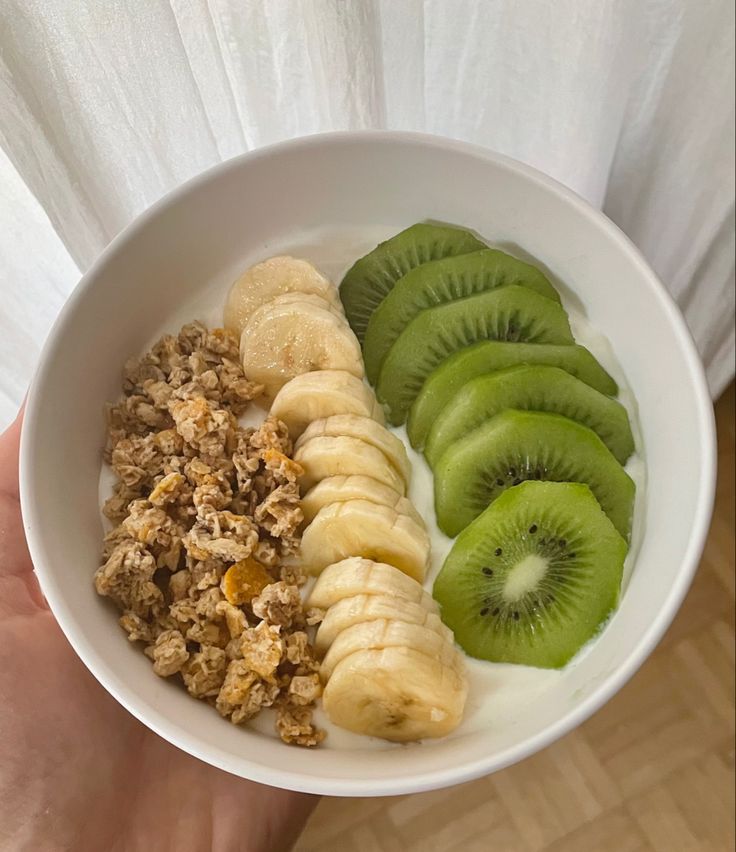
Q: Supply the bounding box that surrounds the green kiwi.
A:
[425,365,635,467]
[362,249,560,383]
[434,409,634,539]
[375,286,574,425]
[433,481,627,668]
[407,341,618,449]
[340,223,486,343]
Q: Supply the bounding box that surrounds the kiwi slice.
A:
[425,365,635,467]
[339,223,486,343]
[363,249,560,383]
[375,286,574,425]
[407,341,618,449]
[434,409,634,539]
[433,481,627,668]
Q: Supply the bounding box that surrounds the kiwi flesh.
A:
[406,341,618,449]
[434,409,634,539]
[375,286,574,425]
[433,481,627,668]
[363,249,560,383]
[340,223,486,343]
[425,365,635,467]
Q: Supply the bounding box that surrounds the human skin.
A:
[0,411,317,852]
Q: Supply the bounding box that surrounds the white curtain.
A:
[1,0,733,429]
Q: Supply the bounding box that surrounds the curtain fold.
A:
[0,0,733,429]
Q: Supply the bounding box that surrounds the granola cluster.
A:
[95,322,324,746]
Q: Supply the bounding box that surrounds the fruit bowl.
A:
[19,132,716,796]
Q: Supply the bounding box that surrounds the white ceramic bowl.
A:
[20,132,716,796]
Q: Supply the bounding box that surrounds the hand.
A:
[0,410,317,852]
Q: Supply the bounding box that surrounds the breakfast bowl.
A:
[19,131,716,796]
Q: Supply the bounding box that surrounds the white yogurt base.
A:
[98,225,646,750]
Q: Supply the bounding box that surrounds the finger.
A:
[0,406,23,502]
[0,405,42,595]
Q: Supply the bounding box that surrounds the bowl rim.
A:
[19,130,717,796]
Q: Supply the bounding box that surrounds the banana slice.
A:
[223,255,341,335]
[322,647,468,741]
[240,296,363,398]
[320,618,463,680]
[300,500,430,580]
[270,370,384,440]
[301,475,425,526]
[295,414,411,488]
[260,291,346,321]
[307,557,438,612]
[294,435,405,494]
[314,593,451,653]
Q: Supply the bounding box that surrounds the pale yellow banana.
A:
[314,593,452,653]
[270,370,383,440]
[300,499,429,580]
[307,557,437,612]
[322,647,468,741]
[224,255,341,335]
[320,618,463,680]
[240,295,363,397]
[300,475,424,527]
[295,414,411,488]
[294,435,405,494]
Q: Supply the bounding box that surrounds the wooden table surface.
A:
[296,383,735,852]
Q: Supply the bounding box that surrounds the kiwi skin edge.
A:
[407,341,619,449]
[424,364,635,467]
[340,222,486,343]
[363,248,561,384]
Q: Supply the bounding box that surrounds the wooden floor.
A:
[296,384,735,852]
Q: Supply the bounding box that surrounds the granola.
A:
[95,322,323,746]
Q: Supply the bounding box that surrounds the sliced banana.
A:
[270,370,384,440]
[240,296,363,398]
[301,475,424,527]
[294,435,405,494]
[260,291,346,321]
[314,593,452,653]
[320,618,463,681]
[300,500,430,580]
[295,414,411,488]
[223,255,341,335]
[322,646,468,741]
[307,557,437,612]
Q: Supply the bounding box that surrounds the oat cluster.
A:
[95,321,324,746]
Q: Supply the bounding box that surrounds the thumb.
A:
[0,405,42,595]
[0,406,23,502]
